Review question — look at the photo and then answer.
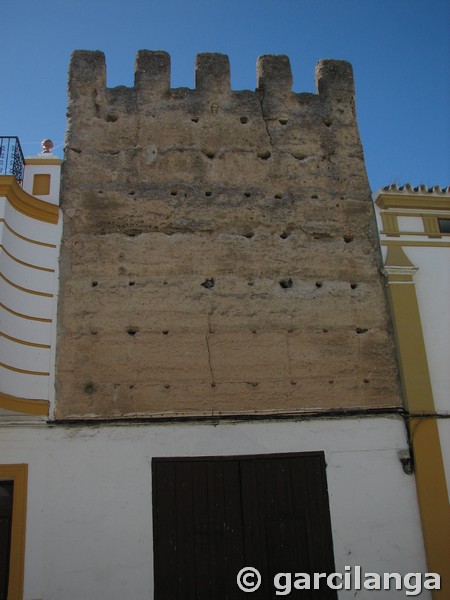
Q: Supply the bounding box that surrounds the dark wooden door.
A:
[152,453,337,600]
[0,481,13,600]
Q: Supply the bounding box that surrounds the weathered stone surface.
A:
[56,50,401,419]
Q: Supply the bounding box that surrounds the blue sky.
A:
[1,0,448,190]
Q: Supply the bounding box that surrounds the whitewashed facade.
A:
[0,154,433,598]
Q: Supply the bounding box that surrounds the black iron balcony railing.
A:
[0,137,25,185]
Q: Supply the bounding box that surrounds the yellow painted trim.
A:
[0,302,52,322]
[0,464,28,600]
[380,231,450,238]
[385,273,416,284]
[381,240,450,248]
[384,245,414,268]
[0,175,58,224]
[380,210,450,216]
[410,418,450,595]
[383,245,450,591]
[422,215,442,238]
[25,158,62,165]
[32,174,51,196]
[1,332,50,349]
[0,244,55,272]
[379,211,450,238]
[1,272,53,297]
[380,212,399,237]
[0,362,49,376]
[0,219,57,248]
[0,272,53,297]
[383,249,434,414]
[0,392,48,415]
[376,193,450,211]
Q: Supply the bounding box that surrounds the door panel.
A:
[0,482,13,600]
[152,453,336,600]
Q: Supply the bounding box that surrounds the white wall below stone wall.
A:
[0,416,429,600]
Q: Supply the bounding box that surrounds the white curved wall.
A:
[0,160,61,410]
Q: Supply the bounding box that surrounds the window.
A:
[152,453,336,599]
[438,218,450,234]
[0,466,27,600]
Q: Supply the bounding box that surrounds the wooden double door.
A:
[152,452,337,599]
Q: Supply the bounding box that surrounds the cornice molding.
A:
[0,175,59,224]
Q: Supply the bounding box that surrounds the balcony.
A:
[0,137,25,185]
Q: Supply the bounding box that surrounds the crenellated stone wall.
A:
[55,50,401,419]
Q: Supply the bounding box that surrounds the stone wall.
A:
[56,50,400,419]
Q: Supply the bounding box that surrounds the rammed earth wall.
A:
[56,51,401,419]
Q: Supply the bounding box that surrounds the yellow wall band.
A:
[0,176,59,224]
[0,244,55,272]
[382,242,449,593]
[0,302,52,322]
[380,232,450,238]
[25,158,62,166]
[380,211,450,218]
[0,392,48,415]
[0,219,57,248]
[385,273,417,284]
[1,332,51,349]
[410,418,450,595]
[0,362,49,376]
[376,193,450,211]
[0,272,53,297]
[383,249,434,415]
[381,240,450,248]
